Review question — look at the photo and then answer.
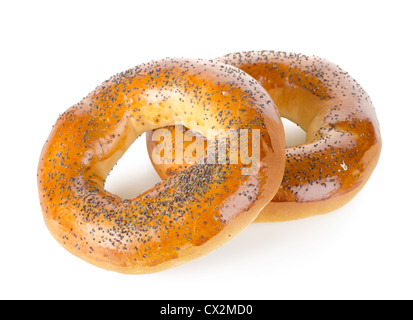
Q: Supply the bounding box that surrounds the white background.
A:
[1,0,412,300]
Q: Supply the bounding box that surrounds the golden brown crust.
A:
[37,58,285,273]
[147,51,382,222]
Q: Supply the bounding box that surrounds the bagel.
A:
[37,58,285,273]
[147,51,382,222]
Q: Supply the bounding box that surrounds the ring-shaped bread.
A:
[147,51,382,222]
[37,58,285,273]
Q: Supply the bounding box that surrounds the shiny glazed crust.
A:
[147,51,382,222]
[37,58,285,273]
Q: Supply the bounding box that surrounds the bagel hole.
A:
[282,117,306,147]
[104,133,163,199]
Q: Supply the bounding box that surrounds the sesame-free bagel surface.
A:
[147,51,382,222]
[37,58,285,274]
